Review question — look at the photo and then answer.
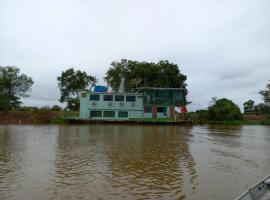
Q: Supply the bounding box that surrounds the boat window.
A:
[118,111,128,118]
[157,107,167,113]
[90,94,99,101]
[103,95,113,101]
[126,95,136,102]
[90,110,102,117]
[115,95,124,101]
[103,111,115,118]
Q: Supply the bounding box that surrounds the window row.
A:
[90,94,136,102]
[144,106,167,113]
[90,110,128,118]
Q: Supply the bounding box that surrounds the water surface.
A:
[0,125,269,199]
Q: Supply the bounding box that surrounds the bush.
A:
[208,98,242,121]
[192,109,210,121]
[255,103,270,115]
[51,105,62,111]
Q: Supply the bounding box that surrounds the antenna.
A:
[118,77,125,93]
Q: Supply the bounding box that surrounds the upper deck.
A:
[136,87,187,106]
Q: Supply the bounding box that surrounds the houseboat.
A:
[76,78,188,124]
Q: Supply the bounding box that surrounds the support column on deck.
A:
[152,106,157,120]
[169,105,176,121]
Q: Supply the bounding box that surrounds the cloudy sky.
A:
[1,0,269,111]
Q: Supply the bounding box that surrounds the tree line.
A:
[0,59,187,111]
[193,81,270,121]
[0,66,33,111]
[0,60,269,121]
[243,82,270,115]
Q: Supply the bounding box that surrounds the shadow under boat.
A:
[66,118,192,125]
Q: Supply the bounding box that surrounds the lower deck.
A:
[67,118,192,125]
[80,106,176,121]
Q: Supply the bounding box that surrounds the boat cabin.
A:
[78,83,187,121]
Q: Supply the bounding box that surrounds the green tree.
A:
[208,98,242,120]
[104,59,187,90]
[0,66,33,111]
[51,105,62,111]
[57,68,96,110]
[259,81,270,106]
[243,100,255,114]
[254,103,270,115]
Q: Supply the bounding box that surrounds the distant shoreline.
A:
[0,111,269,125]
[0,110,72,125]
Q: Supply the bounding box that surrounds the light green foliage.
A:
[259,81,270,105]
[57,68,95,110]
[104,59,187,90]
[243,100,255,113]
[0,66,33,111]
[254,81,270,115]
[208,98,242,121]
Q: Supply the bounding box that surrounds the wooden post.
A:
[169,106,175,121]
[152,106,157,120]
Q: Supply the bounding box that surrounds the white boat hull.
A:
[235,175,270,200]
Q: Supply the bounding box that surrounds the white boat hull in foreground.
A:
[235,175,270,200]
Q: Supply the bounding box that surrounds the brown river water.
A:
[0,125,270,200]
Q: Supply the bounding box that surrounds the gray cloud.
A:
[1,0,270,111]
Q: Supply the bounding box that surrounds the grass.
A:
[191,114,270,125]
[0,110,78,125]
[193,119,270,125]
[260,119,270,125]
[50,117,69,125]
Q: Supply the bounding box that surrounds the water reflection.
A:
[0,126,59,200]
[207,125,243,135]
[53,125,198,199]
[206,125,243,148]
[104,126,198,199]
[0,126,12,200]
[206,125,250,174]
[0,126,26,200]
[1,125,269,200]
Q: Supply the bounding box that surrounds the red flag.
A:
[180,106,187,113]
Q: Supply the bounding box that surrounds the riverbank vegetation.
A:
[1,109,269,125]
[0,107,78,124]
[190,115,270,125]
[57,68,96,111]
[0,66,33,111]
[190,82,270,125]
[56,59,188,110]
[105,59,187,91]
[0,64,270,125]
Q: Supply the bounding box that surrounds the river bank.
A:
[193,115,270,125]
[0,110,78,125]
[0,111,269,125]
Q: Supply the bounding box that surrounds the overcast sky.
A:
[1,0,270,111]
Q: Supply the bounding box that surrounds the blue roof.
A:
[93,85,108,92]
